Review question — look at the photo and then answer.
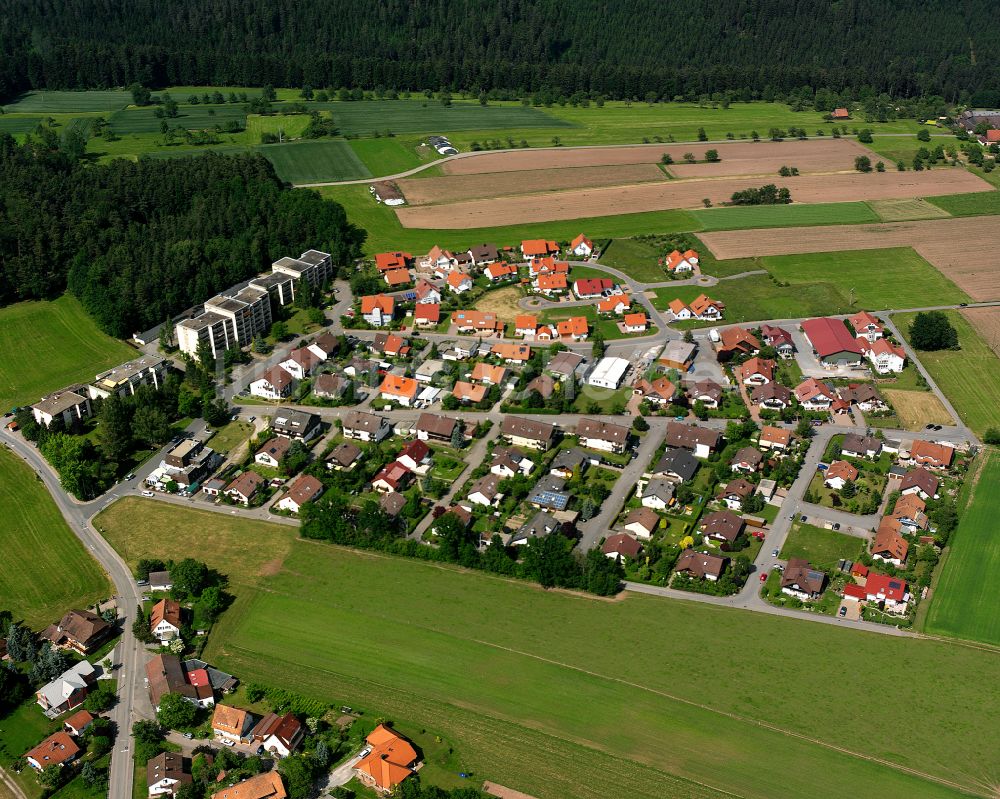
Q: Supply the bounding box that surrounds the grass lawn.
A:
[2,90,131,113]
[867,198,951,222]
[892,310,1000,436]
[779,522,865,570]
[348,138,428,175]
[861,134,955,164]
[109,104,249,134]
[0,116,46,134]
[209,420,255,454]
[91,497,1000,799]
[0,448,111,630]
[318,184,699,254]
[0,698,60,797]
[598,238,671,282]
[923,449,1000,646]
[691,201,879,231]
[244,113,312,141]
[259,139,372,183]
[926,190,1000,217]
[0,295,136,411]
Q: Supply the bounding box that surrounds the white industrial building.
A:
[586,357,631,389]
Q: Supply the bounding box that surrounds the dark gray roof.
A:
[512,511,560,543]
[652,448,699,481]
[551,447,587,471]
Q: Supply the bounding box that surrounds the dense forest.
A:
[1,0,999,103]
[0,134,364,336]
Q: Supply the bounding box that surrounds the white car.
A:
[142,490,155,498]
[221,739,236,748]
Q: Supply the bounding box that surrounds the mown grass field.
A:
[0,448,110,629]
[94,499,1000,799]
[319,183,699,253]
[893,310,1000,436]
[867,198,952,221]
[2,89,131,113]
[593,238,671,282]
[779,522,865,569]
[0,295,136,411]
[927,190,1000,217]
[691,201,880,231]
[348,137,429,175]
[259,140,372,182]
[109,104,249,134]
[923,449,1000,646]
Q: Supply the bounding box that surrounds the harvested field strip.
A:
[869,198,951,221]
[926,190,1000,217]
[666,138,875,178]
[398,163,665,205]
[396,169,987,229]
[960,307,1000,359]
[881,389,954,430]
[442,138,873,175]
[701,217,1000,302]
[692,202,879,231]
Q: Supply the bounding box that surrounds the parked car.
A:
[839,606,848,617]
[221,740,235,748]
[759,572,768,583]
[183,732,193,740]
[142,490,155,497]
[771,549,779,557]
[800,514,807,522]
[832,523,841,531]
[125,473,135,481]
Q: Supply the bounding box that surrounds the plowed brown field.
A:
[701,216,1000,301]
[398,163,665,205]
[395,170,986,230]
[441,138,872,175]
[667,138,873,177]
[960,307,1000,357]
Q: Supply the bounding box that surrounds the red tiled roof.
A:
[801,317,863,358]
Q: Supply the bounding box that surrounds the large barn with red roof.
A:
[800,318,864,366]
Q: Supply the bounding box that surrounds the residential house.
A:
[416,412,458,442]
[633,376,676,406]
[342,411,392,442]
[360,294,396,327]
[501,416,556,450]
[781,559,827,600]
[573,278,614,299]
[736,357,774,386]
[839,383,888,412]
[467,473,503,507]
[751,382,792,410]
[597,294,631,315]
[528,372,558,400]
[374,252,412,273]
[211,772,287,799]
[225,471,264,505]
[145,654,214,710]
[379,374,419,406]
[823,460,858,490]
[327,441,362,471]
[641,478,675,511]
[306,332,339,362]
[674,549,726,581]
[891,493,929,533]
[862,338,906,374]
[249,366,295,400]
[151,599,182,642]
[250,713,305,758]
[25,732,80,772]
[761,324,796,358]
[700,510,745,545]
[515,315,539,337]
[31,387,93,428]
[651,448,700,482]
[354,725,419,794]
[414,280,442,305]
[472,363,508,386]
[872,519,910,566]
[623,312,648,333]
[721,478,755,510]
[602,533,642,560]
[149,571,173,592]
[909,440,954,469]
[529,256,569,276]
[147,752,192,797]
[730,446,763,473]
[36,660,96,715]
[689,294,725,320]
[862,573,910,614]
[536,273,568,296]
[842,433,883,459]
[276,475,324,514]
[380,492,407,519]
[665,422,721,458]
[485,262,518,282]
[623,507,660,540]
[451,310,504,336]
[372,332,410,358]
[801,318,864,366]
[42,610,112,655]
[371,461,414,493]
[665,249,698,273]
[413,303,441,328]
[689,378,723,409]
[795,377,838,410]
[849,311,884,342]
[468,243,500,266]
[659,341,697,371]
[758,425,792,451]
[548,351,585,380]
[831,107,851,119]
[312,373,348,401]
[272,409,321,442]
[550,447,588,479]
[63,709,95,737]
[383,268,411,288]
[571,233,594,257]
[391,440,429,474]
[420,246,454,273]
[446,272,474,294]
[528,475,571,511]
[557,315,589,341]
[716,327,761,360]
[511,511,560,545]
[576,418,630,454]
[899,467,939,499]
[490,447,533,478]
[520,239,559,260]
[212,704,253,742]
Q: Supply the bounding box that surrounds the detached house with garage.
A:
[862,338,906,374]
[571,233,594,257]
[674,549,725,581]
[736,357,774,386]
[576,418,630,454]
[249,366,295,400]
[795,377,838,410]
[573,278,614,299]
[665,249,698,273]
[521,239,559,260]
[557,316,590,341]
[849,311,884,342]
[378,374,419,406]
[151,599,182,642]
[360,294,396,327]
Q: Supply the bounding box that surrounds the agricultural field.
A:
[893,310,1000,436]
[93,499,1000,799]
[259,140,372,183]
[779,522,865,569]
[0,448,110,629]
[663,137,874,177]
[0,116,46,134]
[318,183,699,254]
[653,274,844,322]
[923,449,1000,646]
[2,89,131,112]
[0,295,136,411]
[394,168,985,229]
[691,201,880,231]
[926,190,1000,217]
[348,138,431,175]
[598,238,673,282]
[880,389,953,430]
[109,104,249,134]
[867,198,951,221]
[701,216,1000,302]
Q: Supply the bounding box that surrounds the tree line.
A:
[0,133,364,337]
[1,0,1000,103]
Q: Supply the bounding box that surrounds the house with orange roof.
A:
[623,312,648,333]
[861,337,906,374]
[374,252,412,273]
[534,325,557,341]
[413,303,440,327]
[736,357,774,386]
[450,310,504,336]
[521,239,559,259]
[831,107,851,120]
[795,377,838,410]
[379,374,419,406]
[597,294,631,314]
[372,461,414,493]
[26,731,81,771]
[383,268,411,287]
[528,256,569,276]
[354,725,419,794]
[688,294,725,320]
[492,343,532,363]
[452,381,488,404]
[758,425,791,451]
[150,598,182,642]
[536,272,568,295]
[716,326,761,360]
[414,279,441,305]
[909,440,954,469]
[571,233,594,257]
[557,316,589,341]
[471,362,508,385]
[211,771,287,799]
[514,315,538,337]
[823,460,859,490]
[211,704,254,742]
[360,294,396,327]
[484,262,518,282]
[872,519,910,566]
[446,272,473,294]
[419,245,454,273]
[849,310,884,342]
[665,249,698,273]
